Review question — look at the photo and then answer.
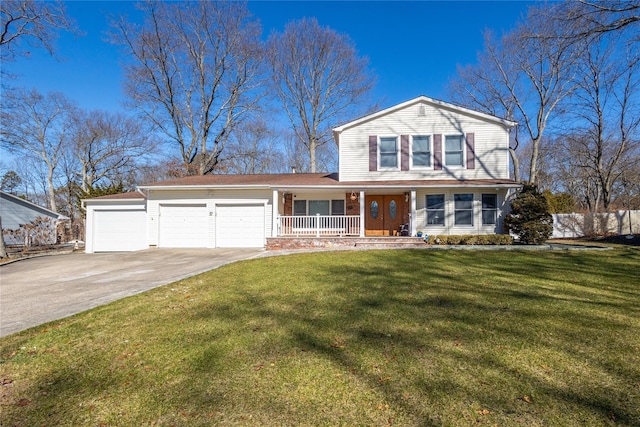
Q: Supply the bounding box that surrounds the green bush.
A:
[504,184,553,245]
[427,234,512,245]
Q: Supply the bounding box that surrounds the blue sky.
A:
[4,1,533,114]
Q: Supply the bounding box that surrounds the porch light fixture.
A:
[405,193,409,202]
[350,191,358,201]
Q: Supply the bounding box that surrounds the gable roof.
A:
[0,191,66,230]
[332,95,517,141]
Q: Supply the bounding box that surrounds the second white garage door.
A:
[216,204,265,248]
[159,204,209,248]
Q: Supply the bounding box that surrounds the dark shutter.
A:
[466,133,475,169]
[433,134,442,170]
[369,135,377,171]
[401,135,410,171]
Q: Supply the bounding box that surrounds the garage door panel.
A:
[94,210,147,252]
[216,204,265,248]
[159,204,208,248]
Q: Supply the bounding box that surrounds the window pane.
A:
[445,152,463,166]
[427,211,444,225]
[413,152,430,166]
[445,135,462,151]
[370,200,379,219]
[380,137,397,152]
[331,200,345,215]
[389,200,397,219]
[482,194,497,209]
[482,210,496,225]
[413,136,430,151]
[426,194,445,226]
[293,200,306,216]
[455,210,473,225]
[380,153,397,168]
[454,194,473,209]
[309,200,330,215]
[426,194,445,210]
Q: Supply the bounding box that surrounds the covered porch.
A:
[270,189,415,238]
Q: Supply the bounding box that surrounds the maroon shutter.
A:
[369,135,377,171]
[433,134,442,170]
[401,135,410,171]
[466,133,475,169]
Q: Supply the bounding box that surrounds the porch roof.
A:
[137,173,520,191]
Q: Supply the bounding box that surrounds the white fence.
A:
[278,215,360,237]
[552,210,640,238]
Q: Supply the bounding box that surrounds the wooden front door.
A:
[365,194,405,236]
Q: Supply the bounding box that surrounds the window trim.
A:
[378,135,400,170]
[425,194,445,226]
[411,135,432,169]
[293,199,346,216]
[454,193,474,226]
[444,134,465,168]
[481,194,498,226]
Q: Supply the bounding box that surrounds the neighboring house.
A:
[84,96,520,253]
[0,190,67,246]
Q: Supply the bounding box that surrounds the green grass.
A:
[1,248,639,426]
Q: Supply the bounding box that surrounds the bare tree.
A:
[449,6,581,185]
[557,36,640,211]
[72,110,155,191]
[0,88,75,212]
[449,44,522,181]
[267,18,375,173]
[0,0,76,62]
[222,119,286,174]
[110,0,263,176]
[540,0,639,42]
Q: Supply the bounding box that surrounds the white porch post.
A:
[410,189,417,236]
[359,190,365,237]
[272,189,279,238]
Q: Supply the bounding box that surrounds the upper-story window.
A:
[411,135,431,168]
[379,136,399,169]
[445,135,464,167]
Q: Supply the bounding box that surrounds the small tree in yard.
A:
[505,184,553,244]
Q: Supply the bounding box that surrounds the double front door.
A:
[365,194,406,236]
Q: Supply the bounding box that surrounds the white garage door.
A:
[216,204,265,248]
[94,210,147,252]
[159,204,208,248]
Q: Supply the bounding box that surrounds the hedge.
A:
[424,234,513,245]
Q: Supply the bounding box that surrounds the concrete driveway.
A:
[0,248,262,337]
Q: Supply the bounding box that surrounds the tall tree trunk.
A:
[509,147,521,182]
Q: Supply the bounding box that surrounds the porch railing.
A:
[277,215,360,237]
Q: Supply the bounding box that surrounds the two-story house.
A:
[83,96,519,253]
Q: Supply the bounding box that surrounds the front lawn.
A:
[1,249,639,426]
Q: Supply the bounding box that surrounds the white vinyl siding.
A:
[337,100,510,181]
[415,190,507,235]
